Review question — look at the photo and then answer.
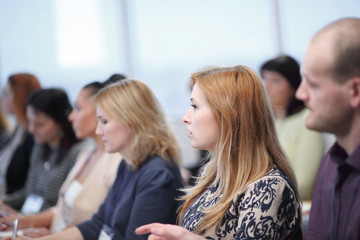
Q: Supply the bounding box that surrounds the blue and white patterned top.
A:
[181,166,302,240]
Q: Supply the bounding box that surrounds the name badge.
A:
[21,194,44,215]
[98,224,114,240]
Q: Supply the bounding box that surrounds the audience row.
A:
[0,16,357,240]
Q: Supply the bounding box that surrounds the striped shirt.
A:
[3,141,86,212]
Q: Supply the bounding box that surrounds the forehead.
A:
[96,105,114,118]
[302,38,335,78]
[96,105,107,116]
[191,83,206,100]
[77,88,93,103]
[27,106,52,121]
[262,70,287,80]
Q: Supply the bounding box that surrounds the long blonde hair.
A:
[94,79,180,168]
[178,65,298,233]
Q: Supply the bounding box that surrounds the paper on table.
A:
[0,230,24,238]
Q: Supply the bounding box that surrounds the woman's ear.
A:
[349,77,360,108]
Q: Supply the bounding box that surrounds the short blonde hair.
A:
[178,65,298,233]
[94,79,180,168]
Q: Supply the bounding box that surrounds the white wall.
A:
[0,0,127,102]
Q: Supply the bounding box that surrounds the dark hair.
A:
[104,73,127,86]
[27,88,78,164]
[260,55,305,116]
[82,82,104,96]
[83,73,127,96]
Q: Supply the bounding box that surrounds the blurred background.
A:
[0,0,359,167]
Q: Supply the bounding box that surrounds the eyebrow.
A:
[190,97,197,103]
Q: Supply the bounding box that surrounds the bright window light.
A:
[55,0,105,68]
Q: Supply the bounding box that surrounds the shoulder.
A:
[65,141,89,159]
[76,144,97,161]
[136,155,183,188]
[231,167,302,239]
[69,140,88,153]
[140,155,179,173]
[245,166,295,192]
[233,166,300,220]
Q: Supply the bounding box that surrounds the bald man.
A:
[296,17,360,240]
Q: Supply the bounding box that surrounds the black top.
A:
[77,155,184,240]
[6,132,34,194]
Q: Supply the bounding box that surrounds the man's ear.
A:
[349,77,360,108]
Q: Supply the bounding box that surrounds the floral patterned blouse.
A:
[181,166,302,240]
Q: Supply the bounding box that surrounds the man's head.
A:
[296,18,360,137]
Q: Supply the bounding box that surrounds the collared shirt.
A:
[306,142,360,240]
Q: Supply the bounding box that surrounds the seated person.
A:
[0,73,41,197]
[0,81,122,237]
[4,79,184,240]
[0,104,10,150]
[0,88,84,219]
[260,55,325,200]
[136,65,302,239]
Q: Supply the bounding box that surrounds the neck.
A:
[273,107,286,120]
[336,115,360,155]
[93,135,105,153]
[49,138,61,148]
[120,148,136,166]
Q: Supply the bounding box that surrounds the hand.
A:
[135,223,206,240]
[0,203,20,231]
[0,204,19,216]
[0,213,19,231]
[23,227,51,237]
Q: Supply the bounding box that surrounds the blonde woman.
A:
[6,79,184,240]
[136,66,302,239]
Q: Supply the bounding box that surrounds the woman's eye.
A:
[98,117,108,124]
[191,104,198,109]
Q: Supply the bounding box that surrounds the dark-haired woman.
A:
[0,88,84,223]
[2,81,122,237]
[260,55,325,201]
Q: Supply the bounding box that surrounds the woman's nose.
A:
[182,109,191,124]
[95,122,103,135]
[68,109,75,122]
